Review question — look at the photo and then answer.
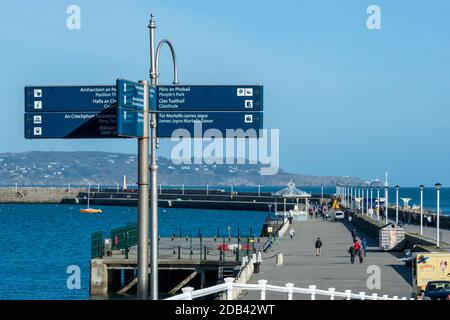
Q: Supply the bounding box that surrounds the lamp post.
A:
[384,185,389,224]
[395,185,400,225]
[377,187,380,221]
[366,185,369,216]
[361,186,364,215]
[419,185,424,236]
[350,187,353,209]
[435,183,441,248]
[370,187,373,216]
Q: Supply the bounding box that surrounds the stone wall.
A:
[0,187,80,203]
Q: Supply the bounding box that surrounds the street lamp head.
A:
[395,185,399,190]
[435,183,442,190]
[419,184,424,190]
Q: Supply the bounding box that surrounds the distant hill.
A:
[0,151,365,187]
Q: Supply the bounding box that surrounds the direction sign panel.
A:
[155,85,263,111]
[24,109,118,139]
[156,111,263,138]
[25,85,117,112]
[117,108,144,137]
[117,79,144,110]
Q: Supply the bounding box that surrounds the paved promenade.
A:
[242,219,413,300]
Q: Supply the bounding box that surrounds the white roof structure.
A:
[273,179,311,198]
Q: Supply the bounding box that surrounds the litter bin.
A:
[253,262,261,273]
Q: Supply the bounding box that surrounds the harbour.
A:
[2,1,450,312]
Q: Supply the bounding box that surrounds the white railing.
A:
[165,277,415,300]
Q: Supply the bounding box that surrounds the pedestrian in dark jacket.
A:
[315,237,323,256]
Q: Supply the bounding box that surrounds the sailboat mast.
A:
[87,184,90,208]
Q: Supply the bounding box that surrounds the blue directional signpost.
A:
[23,15,266,301]
[154,85,264,137]
[155,85,263,111]
[24,109,118,139]
[24,85,116,112]
[24,80,147,139]
[157,111,263,137]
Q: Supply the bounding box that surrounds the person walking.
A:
[315,237,323,256]
[289,227,295,240]
[361,238,368,256]
[351,228,358,242]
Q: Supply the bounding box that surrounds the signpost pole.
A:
[137,79,150,300]
[149,13,179,300]
[149,14,158,300]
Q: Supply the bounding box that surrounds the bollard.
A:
[328,288,336,300]
[258,280,268,300]
[224,277,234,300]
[182,287,194,300]
[309,285,317,300]
[178,246,181,260]
[382,294,389,300]
[345,289,352,300]
[204,245,207,260]
[359,292,366,300]
[286,283,294,300]
[276,253,284,266]
[372,293,378,300]
[393,296,398,300]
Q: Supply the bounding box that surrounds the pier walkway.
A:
[241,219,413,300]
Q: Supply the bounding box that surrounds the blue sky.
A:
[1,0,450,186]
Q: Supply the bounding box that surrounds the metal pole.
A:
[385,186,389,224]
[137,79,150,300]
[419,185,424,235]
[435,183,441,248]
[149,15,179,299]
[377,187,380,221]
[395,186,399,225]
[148,14,158,300]
[370,187,373,210]
[366,186,369,215]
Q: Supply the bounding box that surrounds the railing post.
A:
[372,293,378,300]
[382,294,389,300]
[182,287,194,300]
[309,285,317,300]
[359,292,366,300]
[345,289,352,300]
[258,279,268,300]
[328,287,335,300]
[224,277,234,300]
[285,283,294,300]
